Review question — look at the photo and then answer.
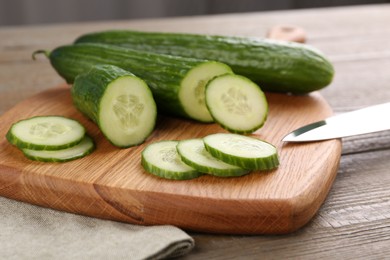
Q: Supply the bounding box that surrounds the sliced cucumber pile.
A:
[176,138,250,177]
[142,133,279,180]
[141,140,201,180]
[205,74,268,134]
[6,115,94,162]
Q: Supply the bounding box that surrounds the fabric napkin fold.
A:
[0,197,195,259]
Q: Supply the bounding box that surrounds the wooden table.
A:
[1,4,390,259]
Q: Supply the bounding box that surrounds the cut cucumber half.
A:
[6,115,85,150]
[72,64,157,148]
[22,135,95,162]
[176,138,250,177]
[180,62,233,122]
[141,140,201,180]
[45,43,233,122]
[203,133,279,170]
[205,74,268,134]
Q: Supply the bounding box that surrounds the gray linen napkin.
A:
[0,196,195,259]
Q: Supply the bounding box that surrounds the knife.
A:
[282,102,390,142]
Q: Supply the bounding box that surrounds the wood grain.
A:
[0,86,341,234]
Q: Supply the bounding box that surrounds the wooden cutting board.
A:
[0,86,341,234]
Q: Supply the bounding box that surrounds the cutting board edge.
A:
[288,139,342,231]
[0,146,342,235]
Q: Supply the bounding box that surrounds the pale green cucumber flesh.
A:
[99,75,157,147]
[141,140,201,180]
[72,64,157,148]
[176,139,250,177]
[205,74,268,134]
[22,135,95,162]
[203,133,279,170]
[180,62,233,122]
[6,116,85,150]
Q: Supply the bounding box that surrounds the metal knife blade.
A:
[283,102,390,142]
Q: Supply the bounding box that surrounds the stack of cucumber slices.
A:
[142,133,279,180]
[6,116,94,162]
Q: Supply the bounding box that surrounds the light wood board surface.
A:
[0,86,341,234]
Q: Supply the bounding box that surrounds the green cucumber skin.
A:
[6,130,82,151]
[22,147,93,162]
[71,64,156,148]
[48,43,215,119]
[22,136,95,163]
[6,116,85,151]
[75,30,335,94]
[204,141,280,171]
[179,154,250,178]
[176,138,251,177]
[72,64,127,124]
[141,156,202,180]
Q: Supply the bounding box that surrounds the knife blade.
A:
[282,102,390,142]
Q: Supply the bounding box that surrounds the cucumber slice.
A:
[176,138,250,177]
[141,140,201,180]
[180,62,233,122]
[72,64,157,148]
[205,74,268,134]
[203,133,279,170]
[22,135,95,162]
[6,116,85,150]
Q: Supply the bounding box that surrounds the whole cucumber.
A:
[75,30,335,94]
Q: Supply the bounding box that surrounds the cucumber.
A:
[75,30,334,94]
[6,116,85,150]
[34,43,233,122]
[203,133,279,170]
[176,139,250,177]
[22,135,95,162]
[141,140,201,180]
[205,74,268,134]
[72,64,156,148]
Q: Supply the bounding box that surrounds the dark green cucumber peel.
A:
[141,158,201,180]
[34,43,232,122]
[72,64,157,148]
[75,30,334,94]
[22,135,95,162]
